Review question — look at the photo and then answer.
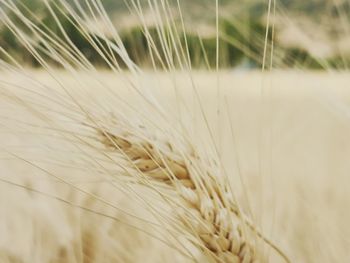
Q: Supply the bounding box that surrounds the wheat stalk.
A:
[0,0,292,262]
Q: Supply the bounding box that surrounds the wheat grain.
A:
[92,118,261,263]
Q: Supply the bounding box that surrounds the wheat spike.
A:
[92,119,261,263]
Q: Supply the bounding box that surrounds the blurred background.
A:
[1,0,350,70]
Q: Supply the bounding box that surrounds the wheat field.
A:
[1,70,349,262]
[0,0,350,263]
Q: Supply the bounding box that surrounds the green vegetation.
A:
[0,0,347,70]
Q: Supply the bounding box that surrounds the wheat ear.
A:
[86,117,266,263]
